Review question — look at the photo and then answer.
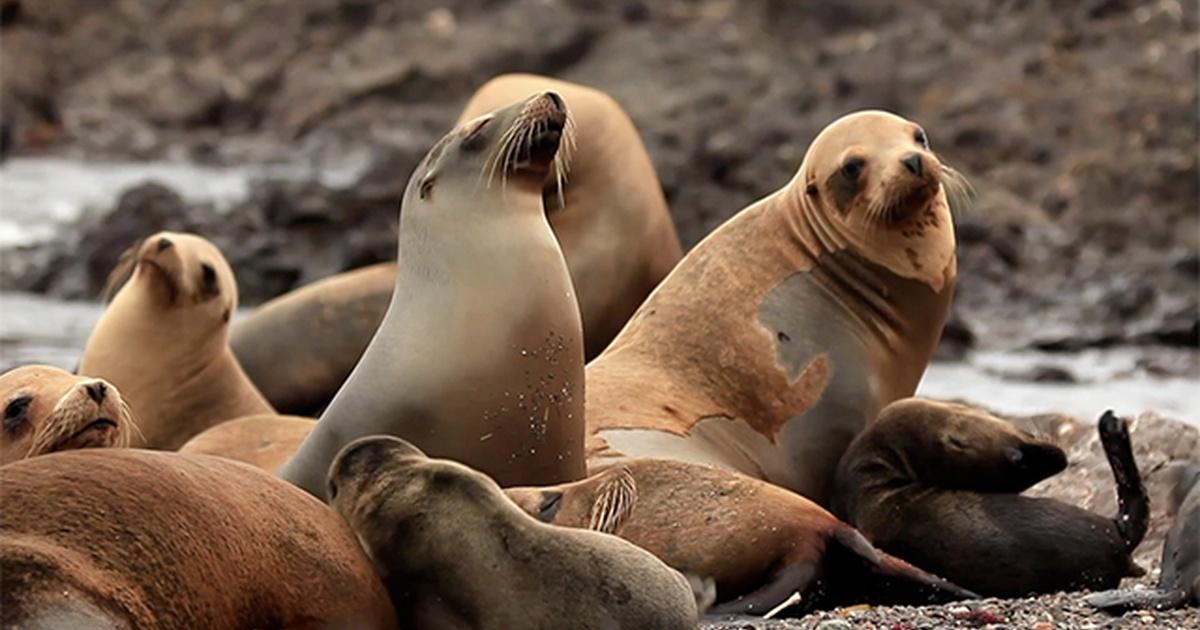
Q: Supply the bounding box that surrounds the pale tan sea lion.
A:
[328,436,700,629]
[79,231,273,449]
[0,365,131,464]
[231,73,682,416]
[506,458,976,616]
[179,413,314,471]
[584,110,967,504]
[0,449,397,629]
[834,399,1147,597]
[279,91,586,497]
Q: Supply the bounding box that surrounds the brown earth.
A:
[1,0,1196,356]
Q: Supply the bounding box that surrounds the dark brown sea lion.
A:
[0,449,397,629]
[505,457,977,616]
[231,73,682,416]
[327,436,700,630]
[0,364,131,464]
[583,110,968,504]
[279,91,586,497]
[833,399,1148,597]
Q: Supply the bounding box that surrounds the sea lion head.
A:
[506,464,638,534]
[404,91,575,212]
[796,110,969,289]
[875,398,1067,493]
[327,435,505,567]
[0,365,131,464]
[104,231,238,334]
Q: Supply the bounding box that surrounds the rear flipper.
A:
[1098,410,1149,552]
[823,526,979,607]
[707,563,817,617]
[1086,587,1190,612]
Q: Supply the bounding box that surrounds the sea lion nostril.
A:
[544,92,565,111]
[1005,446,1024,466]
[901,153,923,177]
[157,237,173,252]
[85,381,107,403]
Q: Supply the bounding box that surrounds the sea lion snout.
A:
[1006,441,1068,482]
[901,152,924,177]
[83,380,107,404]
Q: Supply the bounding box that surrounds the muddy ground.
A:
[1,0,1196,358]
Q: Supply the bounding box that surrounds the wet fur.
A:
[834,399,1147,597]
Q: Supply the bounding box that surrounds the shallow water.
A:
[2,292,1195,425]
[0,156,367,247]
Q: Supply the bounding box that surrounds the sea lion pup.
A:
[78,231,273,449]
[1088,462,1200,611]
[833,399,1148,597]
[179,413,314,471]
[505,458,977,616]
[0,365,131,464]
[0,449,397,629]
[327,436,700,630]
[584,110,968,504]
[279,92,586,497]
[232,73,682,416]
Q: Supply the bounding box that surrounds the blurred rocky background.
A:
[1,0,1197,360]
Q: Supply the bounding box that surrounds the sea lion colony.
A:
[1,73,1192,628]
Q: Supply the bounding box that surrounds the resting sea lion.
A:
[0,449,397,629]
[1088,462,1200,611]
[279,91,586,497]
[327,436,700,629]
[505,458,977,616]
[584,110,968,503]
[833,399,1148,597]
[179,413,314,471]
[232,73,682,416]
[0,365,131,464]
[78,231,273,449]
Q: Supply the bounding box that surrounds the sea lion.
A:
[0,365,131,464]
[505,458,977,616]
[584,110,968,503]
[232,73,682,416]
[179,413,314,471]
[0,449,397,629]
[833,399,1148,597]
[279,91,586,497]
[327,435,700,630]
[1088,462,1200,611]
[78,231,273,449]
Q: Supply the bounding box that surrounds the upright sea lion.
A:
[232,73,682,416]
[327,436,700,630]
[179,413,314,471]
[0,449,397,629]
[78,231,273,449]
[584,110,967,503]
[505,458,977,616]
[1088,462,1200,611]
[279,91,586,497]
[0,365,131,464]
[833,399,1148,597]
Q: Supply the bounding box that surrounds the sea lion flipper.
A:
[707,563,818,616]
[826,526,979,605]
[587,465,637,535]
[1085,587,1190,613]
[1098,410,1149,552]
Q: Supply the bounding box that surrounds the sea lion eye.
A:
[914,128,930,150]
[537,491,563,522]
[4,395,31,432]
[841,158,865,181]
[200,263,219,294]
[419,178,436,201]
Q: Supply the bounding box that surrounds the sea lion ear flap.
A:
[587,465,637,535]
[102,238,145,303]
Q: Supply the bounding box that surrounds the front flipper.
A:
[707,563,818,617]
[1098,410,1149,553]
[1086,587,1190,612]
[825,525,979,606]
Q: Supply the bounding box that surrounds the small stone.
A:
[1032,623,1055,630]
[816,620,853,630]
